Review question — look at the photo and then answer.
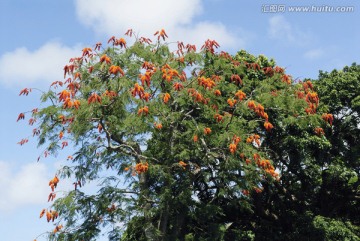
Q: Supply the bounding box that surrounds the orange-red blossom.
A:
[17,113,25,122]
[314,127,325,136]
[154,122,163,129]
[100,54,111,64]
[88,93,102,104]
[235,90,246,101]
[231,74,242,85]
[214,89,221,96]
[247,134,261,147]
[322,113,334,126]
[109,65,125,76]
[40,208,59,222]
[163,93,171,104]
[135,162,149,174]
[227,98,236,107]
[138,106,149,116]
[49,176,59,192]
[214,114,223,123]
[58,90,70,102]
[131,83,145,98]
[154,29,168,41]
[53,224,63,234]
[264,121,274,132]
[204,127,212,135]
[179,161,187,169]
[229,135,241,154]
[229,143,237,154]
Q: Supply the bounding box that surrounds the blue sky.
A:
[0,0,359,240]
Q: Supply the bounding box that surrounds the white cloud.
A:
[75,0,202,35]
[0,1,247,88]
[169,22,241,50]
[268,15,312,45]
[75,0,242,50]
[304,48,324,60]
[268,15,294,41]
[0,42,81,87]
[0,161,49,211]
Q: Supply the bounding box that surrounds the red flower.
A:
[235,90,246,101]
[95,42,102,51]
[109,65,125,76]
[229,143,237,154]
[281,74,291,84]
[201,39,220,54]
[231,74,242,85]
[227,98,236,107]
[17,138,28,145]
[100,54,111,64]
[142,92,151,102]
[125,29,133,37]
[314,127,325,136]
[204,127,212,135]
[264,121,274,132]
[28,118,36,125]
[115,38,127,48]
[247,100,256,110]
[49,176,59,192]
[88,93,102,104]
[48,192,56,202]
[63,98,73,109]
[233,135,241,145]
[138,106,149,116]
[178,161,187,169]
[82,47,92,57]
[173,82,184,91]
[154,29,168,41]
[274,66,284,73]
[58,90,70,102]
[322,113,334,126]
[186,44,196,53]
[17,113,25,121]
[135,162,149,174]
[214,89,221,96]
[163,93,171,104]
[198,76,216,89]
[19,88,31,96]
[154,122,163,130]
[40,209,46,218]
[131,83,145,98]
[214,114,223,123]
[140,72,152,87]
[139,37,152,44]
[73,99,81,109]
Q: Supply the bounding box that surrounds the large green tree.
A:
[18,30,346,240]
[235,64,360,241]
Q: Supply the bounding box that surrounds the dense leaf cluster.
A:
[18,31,359,240]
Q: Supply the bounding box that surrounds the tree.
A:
[313,65,360,237]
[18,29,334,241]
[234,64,360,241]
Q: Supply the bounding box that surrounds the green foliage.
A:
[313,216,360,241]
[18,31,359,240]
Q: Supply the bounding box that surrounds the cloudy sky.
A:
[0,0,359,240]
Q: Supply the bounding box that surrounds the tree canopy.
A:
[17,29,359,241]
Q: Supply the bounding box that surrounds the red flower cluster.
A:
[322,113,334,126]
[135,162,149,174]
[229,135,241,154]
